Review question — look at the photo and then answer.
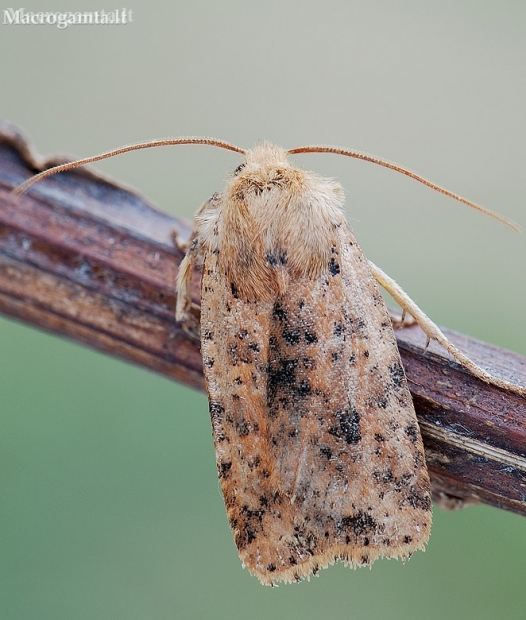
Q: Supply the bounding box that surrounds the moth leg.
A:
[174,195,222,338]
[171,228,193,254]
[172,194,217,254]
[387,307,416,329]
[175,237,201,339]
[369,260,526,395]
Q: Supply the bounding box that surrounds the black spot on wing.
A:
[209,401,225,418]
[218,461,232,478]
[272,301,288,322]
[265,251,288,267]
[328,405,361,445]
[268,358,299,405]
[405,423,419,443]
[406,488,432,511]
[305,330,318,344]
[298,378,311,396]
[333,322,344,338]
[389,362,406,388]
[209,401,226,442]
[283,328,301,344]
[372,468,395,484]
[339,511,378,537]
[320,446,333,460]
[329,257,340,276]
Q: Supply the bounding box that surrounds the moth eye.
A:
[233,163,246,176]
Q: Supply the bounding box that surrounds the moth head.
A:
[227,143,303,201]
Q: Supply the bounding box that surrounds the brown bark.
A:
[1,121,525,516]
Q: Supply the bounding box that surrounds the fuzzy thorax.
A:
[196,143,346,300]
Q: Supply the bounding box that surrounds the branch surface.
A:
[1,121,525,516]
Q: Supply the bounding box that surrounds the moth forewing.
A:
[184,144,432,584]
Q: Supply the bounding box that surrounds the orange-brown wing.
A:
[199,222,431,585]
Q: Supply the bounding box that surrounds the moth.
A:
[15,137,522,585]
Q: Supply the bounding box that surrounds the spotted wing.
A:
[199,222,431,585]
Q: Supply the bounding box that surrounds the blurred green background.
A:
[1,1,525,619]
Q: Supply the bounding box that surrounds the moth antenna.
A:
[12,137,246,197]
[288,145,520,233]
